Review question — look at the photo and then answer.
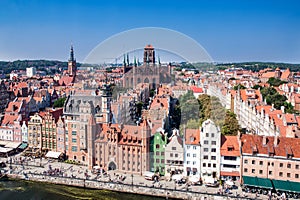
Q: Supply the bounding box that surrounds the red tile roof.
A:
[220,135,240,156]
[185,129,200,145]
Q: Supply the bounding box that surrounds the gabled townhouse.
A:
[220,135,241,181]
[184,128,201,180]
[200,119,221,183]
[27,113,43,149]
[21,121,28,142]
[164,129,184,179]
[150,130,167,175]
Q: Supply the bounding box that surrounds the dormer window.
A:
[227,146,234,151]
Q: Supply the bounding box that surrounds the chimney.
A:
[281,106,285,114]
[262,136,267,146]
[274,136,279,147]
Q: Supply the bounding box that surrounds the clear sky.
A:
[0,0,300,63]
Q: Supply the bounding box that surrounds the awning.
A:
[45,151,62,159]
[273,179,300,193]
[0,147,13,153]
[18,143,28,150]
[242,176,273,189]
[4,142,21,149]
[220,171,240,177]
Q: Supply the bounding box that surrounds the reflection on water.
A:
[0,179,164,200]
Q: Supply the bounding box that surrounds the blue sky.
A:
[0,0,300,63]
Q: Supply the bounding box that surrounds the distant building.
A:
[26,67,36,77]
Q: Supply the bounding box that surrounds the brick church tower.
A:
[68,45,76,76]
[143,44,155,64]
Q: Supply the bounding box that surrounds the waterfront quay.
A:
[1,157,263,200]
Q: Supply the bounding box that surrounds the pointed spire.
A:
[69,45,75,61]
[134,56,137,67]
[158,55,161,65]
[123,54,126,67]
[127,53,130,66]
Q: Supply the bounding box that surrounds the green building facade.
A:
[150,131,167,176]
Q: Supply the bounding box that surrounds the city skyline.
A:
[0,0,300,63]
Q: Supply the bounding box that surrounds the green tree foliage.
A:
[260,87,294,113]
[267,77,287,87]
[233,84,246,90]
[179,91,199,125]
[252,85,262,90]
[221,110,240,135]
[53,97,66,108]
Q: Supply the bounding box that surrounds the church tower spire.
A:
[68,45,76,76]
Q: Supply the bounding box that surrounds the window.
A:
[193,154,196,158]
[296,165,299,169]
[161,159,164,164]
[172,147,176,150]
[156,152,160,156]
[170,153,173,157]
[72,131,76,136]
[296,174,299,179]
[244,168,248,173]
[203,163,206,167]
[203,155,208,160]
[252,160,255,165]
[211,141,216,145]
[161,152,164,156]
[252,169,255,173]
[156,159,159,163]
[279,172,283,177]
[208,163,211,167]
[175,154,178,157]
[287,164,291,168]
[193,146,197,150]
[156,144,160,149]
[259,161,263,165]
[204,140,208,145]
[211,148,216,152]
[71,146,77,152]
[287,173,291,178]
[192,161,196,165]
[206,133,209,137]
[187,161,190,164]
[204,148,208,152]
[213,164,216,168]
[187,146,190,149]
[269,171,272,175]
[187,153,190,157]
[211,133,215,138]
[279,163,283,167]
[244,159,248,164]
[211,156,216,160]
[72,138,77,143]
[259,170,263,174]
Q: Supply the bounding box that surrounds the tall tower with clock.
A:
[68,45,76,76]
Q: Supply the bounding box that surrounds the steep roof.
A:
[185,128,200,145]
[220,135,240,156]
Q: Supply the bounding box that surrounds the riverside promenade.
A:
[1,156,259,200]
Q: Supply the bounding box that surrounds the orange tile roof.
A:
[261,71,275,78]
[185,129,200,145]
[241,134,300,158]
[220,135,240,156]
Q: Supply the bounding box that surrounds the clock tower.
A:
[143,44,155,64]
[68,45,76,76]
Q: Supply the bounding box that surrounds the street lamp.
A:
[131,174,134,188]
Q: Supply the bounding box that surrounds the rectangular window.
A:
[172,147,176,150]
[252,160,255,165]
[71,146,77,152]
[287,164,291,168]
[72,138,77,143]
[156,159,159,163]
[193,146,197,150]
[192,161,196,165]
[295,174,299,179]
[269,171,272,175]
[156,152,160,156]
[259,170,263,174]
[161,159,164,164]
[211,156,216,160]
[252,169,255,173]
[287,173,291,178]
[193,154,196,158]
[296,165,299,169]
[206,133,209,137]
[204,148,208,152]
[279,172,283,177]
[203,155,208,160]
[259,161,263,165]
[208,163,211,167]
[213,164,216,168]
[175,154,178,157]
[244,168,248,173]
[72,131,76,136]
[187,161,190,164]
[204,140,208,145]
[244,159,248,164]
[211,141,216,145]
[211,133,215,138]
[211,148,216,152]
[187,153,190,157]
[280,163,283,167]
[170,153,173,157]
[203,163,206,167]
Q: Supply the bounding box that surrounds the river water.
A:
[0,179,165,200]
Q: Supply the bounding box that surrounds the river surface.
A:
[0,179,165,200]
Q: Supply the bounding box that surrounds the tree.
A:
[233,84,246,90]
[252,85,262,90]
[267,77,286,87]
[221,110,240,135]
[53,97,66,108]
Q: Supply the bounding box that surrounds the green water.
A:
[0,180,165,200]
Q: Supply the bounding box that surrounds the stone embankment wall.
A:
[8,173,250,200]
